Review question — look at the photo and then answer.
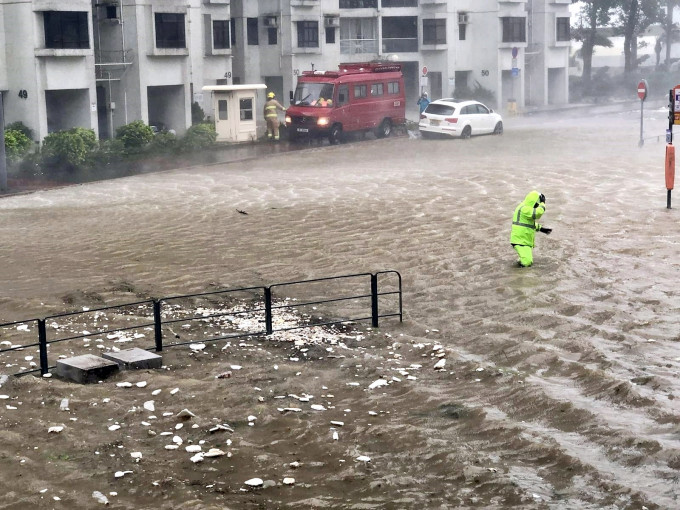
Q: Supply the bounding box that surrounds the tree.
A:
[614,0,660,73]
[661,0,680,69]
[572,0,618,86]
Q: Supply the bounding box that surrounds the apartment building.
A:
[0,0,569,143]
[0,0,232,141]
[228,0,571,111]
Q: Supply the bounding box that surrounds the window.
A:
[340,0,377,7]
[155,13,186,48]
[382,16,417,52]
[501,17,525,43]
[556,17,570,42]
[423,19,446,45]
[326,27,336,44]
[371,83,384,96]
[459,23,466,41]
[240,98,253,120]
[382,0,417,6]
[387,81,399,94]
[230,18,237,46]
[213,20,230,49]
[337,85,349,105]
[354,84,367,98]
[297,21,319,48]
[247,18,259,45]
[43,11,89,49]
[268,27,277,45]
[218,99,228,120]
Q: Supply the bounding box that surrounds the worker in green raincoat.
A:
[510,190,552,267]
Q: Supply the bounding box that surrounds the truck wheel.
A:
[329,124,343,145]
[375,119,392,138]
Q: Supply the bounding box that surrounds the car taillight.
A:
[445,117,458,123]
[420,114,426,119]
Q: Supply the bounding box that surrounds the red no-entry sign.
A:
[637,80,648,101]
[422,66,428,76]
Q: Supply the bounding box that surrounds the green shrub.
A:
[5,121,34,141]
[191,101,205,125]
[4,129,33,163]
[115,120,154,150]
[41,127,98,170]
[149,131,179,153]
[454,80,496,107]
[181,123,216,151]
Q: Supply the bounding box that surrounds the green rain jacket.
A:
[510,190,545,248]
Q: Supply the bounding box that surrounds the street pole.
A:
[639,96,644,147]
[0,91,7,192]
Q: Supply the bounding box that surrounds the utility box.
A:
[202,84,267,142]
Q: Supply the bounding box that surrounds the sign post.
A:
[666,85,680,209]
[0,92,6,192]
[638,79,647,147]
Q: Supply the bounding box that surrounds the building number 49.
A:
[18,89,28,99]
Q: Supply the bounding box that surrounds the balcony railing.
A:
[340,38,379,54]
[382,37,418,53]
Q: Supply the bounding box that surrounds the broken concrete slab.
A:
[56,354,120,384]
[102,348,162,370]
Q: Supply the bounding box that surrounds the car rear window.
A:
[425,104,455,115]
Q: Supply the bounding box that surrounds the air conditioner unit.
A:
[458,13,469,24]
[324,16,339,28]
[264,16,278,28]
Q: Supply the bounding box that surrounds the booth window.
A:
[155,13,186,48]
[213,20,230,49]
[218,99,228,120]
[297,21,319,48]
[44,11,89,49]
[240,98,253,120]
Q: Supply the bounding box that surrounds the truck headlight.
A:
[317,117,329,127]
[285,116,292,124]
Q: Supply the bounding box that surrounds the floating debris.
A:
[434,359,446,370]
[185,445,202,453]
[368,379,388,390]
[176,409,196,419]
[204,448,226,458]
[244,478,263,487]
[356,455,371,463]
[108,424,121,432]
[130,452,142,462]
[92,491,109,505]
[190,453,204,463]
[116,382,132,388]
[48,426,64,434]
[283,477,295,485]
[311,404,327,411]
[114,470,132,478]
[143,401,155,412]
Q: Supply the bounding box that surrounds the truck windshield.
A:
[293,82,335,107]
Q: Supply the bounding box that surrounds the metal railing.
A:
[0,271,402,377]
[340,38,379,55]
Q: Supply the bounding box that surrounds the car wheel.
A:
[493,121,503,135]
[461,126,472,139]
[328,124,343,145]
[375,119,392,138]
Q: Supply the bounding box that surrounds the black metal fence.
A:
[0,271,402,377]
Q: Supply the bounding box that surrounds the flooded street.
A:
[1,106,679,509]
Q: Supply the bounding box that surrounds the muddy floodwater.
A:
[0,105,679,509]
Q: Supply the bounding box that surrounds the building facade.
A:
[0,0,570,143]
[228,0,571,113]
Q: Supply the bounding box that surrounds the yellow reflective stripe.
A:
[513,208,535,229]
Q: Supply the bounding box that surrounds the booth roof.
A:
[202,84,267,91]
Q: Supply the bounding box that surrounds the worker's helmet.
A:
[267,92,275,99]
[423,92,428,97]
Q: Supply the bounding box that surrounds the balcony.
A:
[382,38,417,53]
[291,0,319,7]
[340,38,378,55]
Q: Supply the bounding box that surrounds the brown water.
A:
[0,106,678,509]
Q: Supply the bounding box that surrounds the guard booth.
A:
[202,84,267,142]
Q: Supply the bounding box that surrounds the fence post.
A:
[265,287,273,335]
[371,274,379,328]
[38,319,48,376]
[153,300,163,352]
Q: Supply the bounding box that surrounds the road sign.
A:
[637,80,648,101]
[422,66,428,76]
[512,47,518,58]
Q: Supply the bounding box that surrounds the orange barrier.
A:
[666,144,675,190]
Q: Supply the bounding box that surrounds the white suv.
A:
[419,99,503,139]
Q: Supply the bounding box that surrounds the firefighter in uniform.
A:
[510,190,552,267]
[264,92,286,141]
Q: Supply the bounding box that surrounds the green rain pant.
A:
[513,244,533,267]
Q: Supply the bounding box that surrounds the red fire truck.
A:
[285,62,406,144]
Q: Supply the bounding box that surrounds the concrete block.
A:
[56,354,120,384]
[102,347,162,370]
